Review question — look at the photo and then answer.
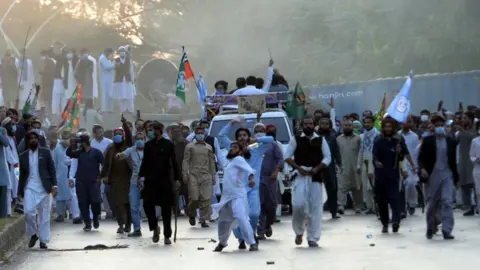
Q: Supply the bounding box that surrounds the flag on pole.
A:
[58,84,82,132]
[374,93,386,131]
[22,85,40,116]
[386,71,413,123]
[197,73,208,120]
[175,46,194,103]
[286,82,306,119]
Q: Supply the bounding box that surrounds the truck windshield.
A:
[209,117,292,145]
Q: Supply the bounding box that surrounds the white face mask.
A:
[420,115,429,122]
[255,132,266,137]
[119,52,126,58]
[66,53,73,60]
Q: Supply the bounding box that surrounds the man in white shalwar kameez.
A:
[99,48,115,113]
[212,142,258,252]
[18,130,57,249]
[2,117,19,216]
[62,48,78,110]
[285,116,331,247]
[16,49,35,107]
[113,46,135,114]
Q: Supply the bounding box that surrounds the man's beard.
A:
[29,142,38,150]
[226,152,238,160]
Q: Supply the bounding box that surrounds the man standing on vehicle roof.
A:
[232,59,274,95]
[218,112,274,249]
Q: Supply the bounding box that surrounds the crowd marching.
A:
[0,43,479,254]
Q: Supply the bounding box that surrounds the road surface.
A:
[6,211,480,270]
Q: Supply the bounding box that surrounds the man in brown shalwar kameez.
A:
[100,117,133,233]
[182,126,216,228]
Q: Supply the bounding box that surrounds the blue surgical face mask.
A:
[421,115,429,122]
[204,127,209,134]
[147,131,155,139]
[195,134,205,141]
[66,53,73,60]
[34,128,41,135]
[335,126,340,133]
[135,140,145,148]
[11,125,16,133]
[422,131,431,138]
[113,135,123,143]
[255,132,266,138]
[435,127,445,135]
[119,52,126,57]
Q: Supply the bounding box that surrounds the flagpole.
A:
[16,26,32,110]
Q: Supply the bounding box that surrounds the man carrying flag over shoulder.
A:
[175,47,194,104]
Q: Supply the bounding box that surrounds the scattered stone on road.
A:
[6,212,480,270]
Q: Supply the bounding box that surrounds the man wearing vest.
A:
[285,115,331,248]
[113,46,136,114]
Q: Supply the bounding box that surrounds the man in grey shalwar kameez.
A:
[418,115,458,240]
[457,112,477,216]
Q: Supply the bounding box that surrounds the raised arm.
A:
[218,122,234,149]
[261,65,274,91]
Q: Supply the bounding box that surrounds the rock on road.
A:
[6,212,480,270]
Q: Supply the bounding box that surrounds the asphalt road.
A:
[5,211,480,270]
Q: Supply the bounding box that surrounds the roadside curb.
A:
[0,215,25,265]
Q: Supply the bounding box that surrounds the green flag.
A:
[374,93,386,131]
[286,82,306,119]
[175,47,193,103]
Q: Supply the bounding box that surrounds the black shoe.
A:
[266,227,273,237]
[331,214,341,219]
[337,209,344,215]
[200,222,209,228]
[93,218,100,229]
[257,234,267,241]
[117,227,124,234]
[392,223,400,233]
[238,241,246,250]
[128,230,142,237]
[152,227,160,243]
[83,225,92,232]
[124,224,132,233]
[463,209,475,216]
[308,241,319,247]
[189,217,196,226]
[54,215,64,222]
[249,244,258,251]
[275,219,281,223]
[295,235,303,245]
[381,226,388,233]
[213,243,226,252]
[39,242,48,249]
[73,218,82,224]
[28,235,38,248]
[164,238,172,245]
[426,229,433,239]
[442,231,454,240]
[408,207,415,216]
[433,225,439,235]
[400,213,406,219]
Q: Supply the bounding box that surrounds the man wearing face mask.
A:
[317,116,342,218]
[218,115,273,249]
[62,47,78,110]
[418,115,458,240]
[213,80,228,96]
[18,130,58,249]
[336,120,362,214]
[2,117,19,216]
[99,117,133,234]
[138,121,180,245]
[74,48,95,106]
[39,49,56,114]
[49,128,80,223]
[66,132,104,231]
[257,124,284,240]
[99,48,115,113]
[418,110,431,134]
[114,46,136,114]
[182,126,216,228]
[116,132,146,237]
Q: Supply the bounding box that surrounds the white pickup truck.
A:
[208,109,295,210]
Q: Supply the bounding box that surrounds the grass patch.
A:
[0,213,22,232]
